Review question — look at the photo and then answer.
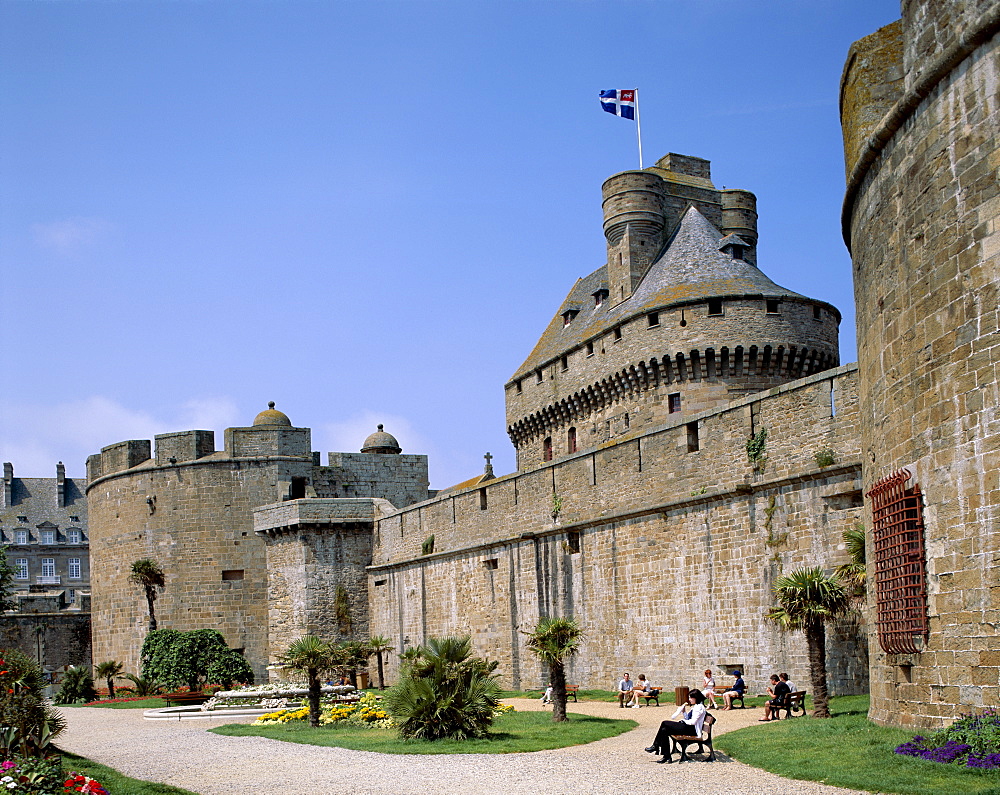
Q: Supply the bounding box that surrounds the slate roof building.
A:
[506,153,841,470]
[1,462,89,605]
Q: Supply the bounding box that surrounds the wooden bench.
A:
[774,690,807,719]
[667,713,715,762]
[534,684,579,702]
[641,687,662,706]
[720,688,746,709]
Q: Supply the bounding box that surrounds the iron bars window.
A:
[868,468,929,654]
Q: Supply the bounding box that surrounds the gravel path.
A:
[58,699,865,795]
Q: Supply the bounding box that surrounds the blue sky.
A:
[0,0,900,488]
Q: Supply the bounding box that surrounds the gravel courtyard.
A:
[58,698,866,795]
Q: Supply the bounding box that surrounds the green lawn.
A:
[210,710,636,754]
[56,751,199,795]
[61,697,171,709]
[502,688,622,702]
[715,695,1000,795]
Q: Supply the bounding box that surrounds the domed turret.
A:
[253,402,292,427]
[361,424,401,454]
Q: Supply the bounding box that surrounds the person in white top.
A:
[780,672,796,693]
[702,669,718,709]
[627,674,652,707]
[644,689,708,763]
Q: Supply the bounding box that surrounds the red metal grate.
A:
[868,468,929,654]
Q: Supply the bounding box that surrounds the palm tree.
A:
[836,525,867,602]
[367,635,394,690]
[94,660,124,700]
[766,567,849,718]
[524,617,583,722]
[283,636,335,728]
[129,559,165,632]
[383,635,502,740]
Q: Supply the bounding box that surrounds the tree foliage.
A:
[140,628,253,691]
[383,635,502,740]
[129,559,165,632]
[0,547,17,612]
[367,635,394,690]
[525,617,583,722]
[283,636,337,728]
[53,665,97,705]
[836,524,867,601]
[1,648,67,757]
[93,660,124,700]
[766,567,849,718]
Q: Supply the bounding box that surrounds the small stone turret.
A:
[720,189,758,264]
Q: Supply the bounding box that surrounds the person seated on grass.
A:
[721,670,745,710]
[616,672,633,708]
[627,674,652,707]
[644,688,707,763]
[759,673,790,721]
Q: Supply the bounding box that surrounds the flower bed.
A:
[255,691,392,728]
[201,682,355,711]
[81,696,157,706]
[0,758,109,795]
[895,708,1000,769]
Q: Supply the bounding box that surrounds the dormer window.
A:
[562,309,579,326]
[593,289,609,307]
[731,245,744,260]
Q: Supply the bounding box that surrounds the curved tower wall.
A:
[86,427,314,681]
[507,298,839,469]
[842,1,1000,728]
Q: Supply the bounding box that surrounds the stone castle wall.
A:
[369,365,867,695]
[842,1,1000,727]
[506,298,841,469]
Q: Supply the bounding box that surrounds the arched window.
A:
[568,427,577,454]
[543,437,553,462]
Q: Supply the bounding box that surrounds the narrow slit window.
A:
[515,380,522,394]
[669,393,682,414]
[566,530,581,554]
[568,427,577,454]
[543,437,553,462]
[813,305,822,320]
[586,342,594,357]
[536,369,543,383]
[687,421,700,452]
[561,355,568,372]
[479,488,488,510]
[613,327,622,342]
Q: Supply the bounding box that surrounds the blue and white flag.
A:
[600,89,636,120]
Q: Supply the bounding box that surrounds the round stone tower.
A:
[85,404,314,682]
[506,153,841,470]
[841,1,1000,728]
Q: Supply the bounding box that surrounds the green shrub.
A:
[53,666,97,705]
[141,629,253,691]
[0,648,66,757]
[383,635,502,740]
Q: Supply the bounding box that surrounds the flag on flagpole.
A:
[599,89,636,120]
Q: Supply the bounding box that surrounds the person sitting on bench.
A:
[616,672,633,707]
[721,670,745,710]
[644,688,707,762]
[627,674,651,707]
[759,674,790,721]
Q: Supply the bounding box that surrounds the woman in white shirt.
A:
[703,669,718,709]
[644,689,707,763]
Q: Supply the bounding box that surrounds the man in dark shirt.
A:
[759,674,790,721]
[721,670,746,709]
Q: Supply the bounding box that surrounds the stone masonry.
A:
[842,0,1000,727]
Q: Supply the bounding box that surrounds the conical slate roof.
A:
[511,206,830,381]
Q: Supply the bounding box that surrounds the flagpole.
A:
[635,88,643,169]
